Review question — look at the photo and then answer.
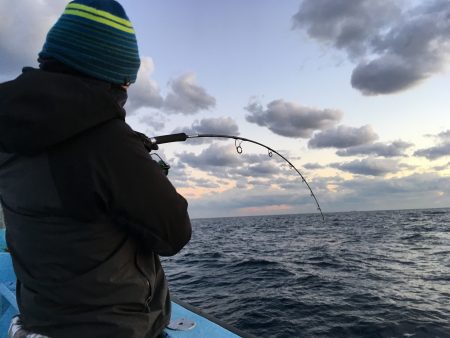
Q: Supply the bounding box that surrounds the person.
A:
[0,1,192,337]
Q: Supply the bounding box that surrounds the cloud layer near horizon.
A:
[183,171,450,218]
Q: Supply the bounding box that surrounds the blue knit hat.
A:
[39,0,140,85]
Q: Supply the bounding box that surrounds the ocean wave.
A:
[162,208,450,337]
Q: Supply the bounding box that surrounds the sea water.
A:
[162,209,450,338]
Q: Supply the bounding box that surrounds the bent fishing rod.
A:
[143,132,325,221]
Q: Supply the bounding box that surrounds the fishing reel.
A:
[150,153,170,176]
[135,131,170,176]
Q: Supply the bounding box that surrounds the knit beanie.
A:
[39,0,140,85]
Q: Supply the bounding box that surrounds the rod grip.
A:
[153,133,188,145]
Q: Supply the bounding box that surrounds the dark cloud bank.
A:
[308,125,378,149]
[331,158,408,177]
[293,0,450,95]
[336,140,413,157]
[245,99,342,138]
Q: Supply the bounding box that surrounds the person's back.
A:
[0,1,191,337]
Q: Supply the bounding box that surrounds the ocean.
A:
[161,209,450,338]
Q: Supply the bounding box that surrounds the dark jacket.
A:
[0,68,191,338]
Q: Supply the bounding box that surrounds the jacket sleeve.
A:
[96,120,191,256]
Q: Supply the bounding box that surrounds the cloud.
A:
[414,129,450,160]
[414,143,450,160]
[183,169,450,218]
[438,130,450,140]
[336,140,413,157]
[350,55,427,95]
[275,180,304,191]
[424,130,450,142]
[172,117,240,144]
[331,158,403,176]
[126,57,164,113]
[308,125,378,149]
[129,70,217,116]
[0,1,215,112]
[363,172,449,197]
[293,0,450,95]
[177,143,241,171]
[176,143,294,182]
[0,0,67,76]
[188,186,314,218]
[188,170,450,217]
[245,100,342,138]
[315,172,450,213]
[189,177,220,189]
[292,0,401,58]
[162,163,191,189]
[433,162,450,171]
[163,73,216,114]
[303,163,325,170]
[169,153,450,218]
[229,161,282,178]
[138,113,166,132]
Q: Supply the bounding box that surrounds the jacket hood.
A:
[0,68,126,155]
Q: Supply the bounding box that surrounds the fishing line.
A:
[146,132,325,221]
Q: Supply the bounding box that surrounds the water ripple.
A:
[162,208,450,337]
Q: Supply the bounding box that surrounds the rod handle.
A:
[152,133,188,145]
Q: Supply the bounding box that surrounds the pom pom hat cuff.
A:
[39,0,140,85]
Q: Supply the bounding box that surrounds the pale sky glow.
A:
[1,0,450,218]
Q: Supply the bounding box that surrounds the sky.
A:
[1,0,450,218]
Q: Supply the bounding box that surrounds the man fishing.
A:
[0,0,191,337]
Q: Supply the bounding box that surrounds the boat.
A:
[0,229,251,338]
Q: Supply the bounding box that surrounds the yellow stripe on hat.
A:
[66,3,133,28]
[63,9,135,34]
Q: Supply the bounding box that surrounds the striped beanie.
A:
[39,0,140,85]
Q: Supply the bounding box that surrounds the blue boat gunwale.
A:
[170,296,257,338]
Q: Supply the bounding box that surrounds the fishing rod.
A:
[143,132,324,221]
